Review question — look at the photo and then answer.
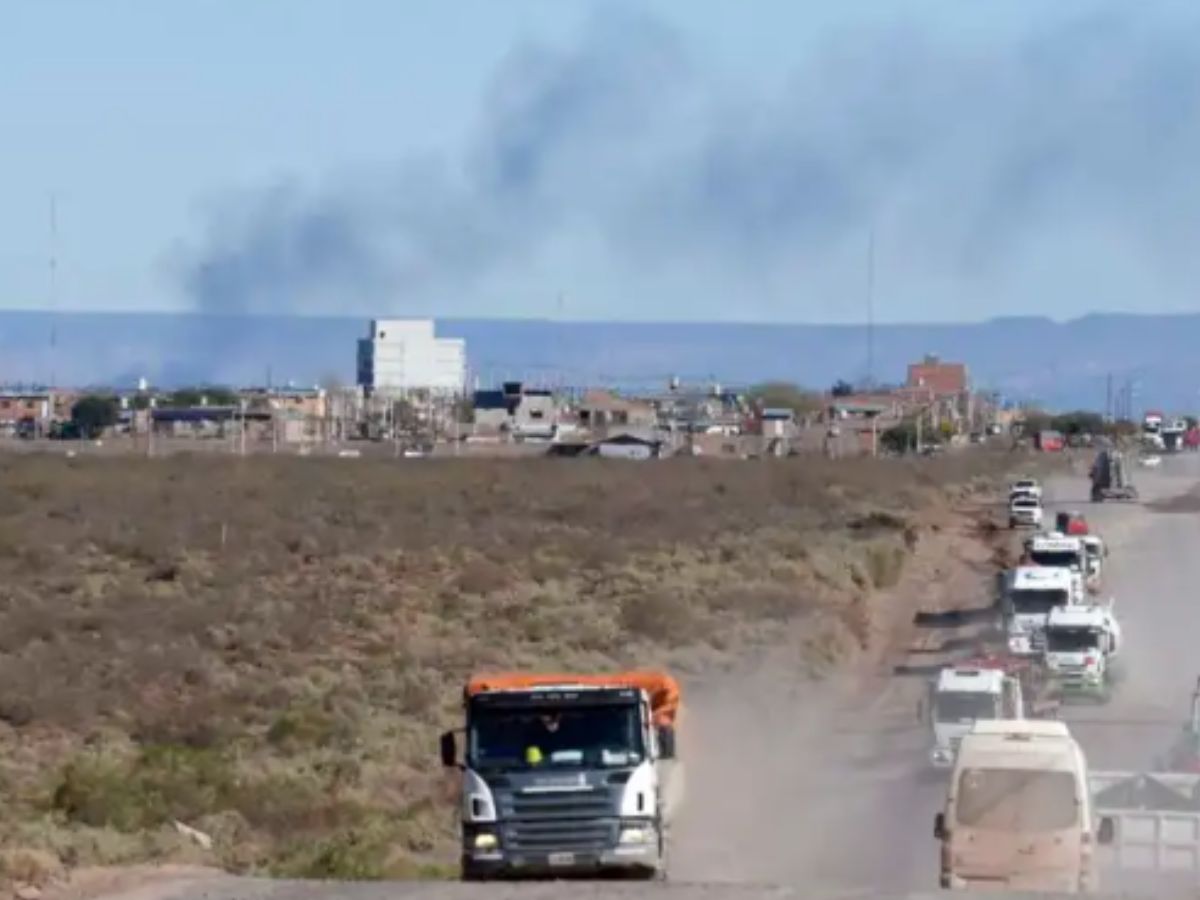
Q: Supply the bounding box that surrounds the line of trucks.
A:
[437,472,1197,889]
[928,476,1200,891]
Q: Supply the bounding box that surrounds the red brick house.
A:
[905,355,973,433]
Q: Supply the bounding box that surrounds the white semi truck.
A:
[1004,566,1084,656]
[1025,532,1099,591]
[1043,604,1122,702]
[923,664,1024,769]
[440,672,681,881]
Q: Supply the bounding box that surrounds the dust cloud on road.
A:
[669,452,1200,896]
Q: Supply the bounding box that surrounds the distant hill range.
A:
[0,309,1194,412]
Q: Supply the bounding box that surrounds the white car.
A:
[1009,495,1043,529]
[1009,478,1043,501]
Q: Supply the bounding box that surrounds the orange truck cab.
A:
[440,671,681,881]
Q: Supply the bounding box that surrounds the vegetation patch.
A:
[0,452,1013,879]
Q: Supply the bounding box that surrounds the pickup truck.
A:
[1009,495,1044,529]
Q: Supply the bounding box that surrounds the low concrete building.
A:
[473,382,558,438]
[242,386,328,420]
[544,432,664,460]
[594,433,664,460]
[576,390,657,438]
[0,389,74,434]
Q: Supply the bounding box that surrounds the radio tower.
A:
[48,193,58,389]
[865,227,876,389]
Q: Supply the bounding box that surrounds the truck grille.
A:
[1054,666,1093,685]
[498,786,620,852]
[507,789,614,820]
[504,819,615,852]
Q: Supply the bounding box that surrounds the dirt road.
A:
[58,454,1200,900]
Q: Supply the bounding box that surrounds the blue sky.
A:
[4,0,1200,323]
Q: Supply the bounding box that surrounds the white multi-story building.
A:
[356,319,466,396]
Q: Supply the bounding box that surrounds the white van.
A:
[934,719,1113,892]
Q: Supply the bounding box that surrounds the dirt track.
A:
[51,453,1200,900]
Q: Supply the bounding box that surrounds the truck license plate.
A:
[547,852,576,867]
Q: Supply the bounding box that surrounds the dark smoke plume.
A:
[180,5,1200,322]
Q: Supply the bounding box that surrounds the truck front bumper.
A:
[462,823,661,880]
[943,872,1082,892]
[1048,674,1109,702]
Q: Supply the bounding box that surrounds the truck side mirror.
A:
[1097,816,1115,846]
[657,726,676,760]
[439,730,458,768]
[933,812,946,840]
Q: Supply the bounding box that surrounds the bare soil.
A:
[0,451,1018,891]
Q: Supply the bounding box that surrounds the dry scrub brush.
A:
[0,450,1011,878]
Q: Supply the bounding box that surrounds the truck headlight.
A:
[473,832,498,850]
[618,826,653,845]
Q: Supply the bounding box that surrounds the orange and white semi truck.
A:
[439,671,682,881]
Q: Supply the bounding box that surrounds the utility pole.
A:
[1105,373,1113,422]
[48,192,58,392]
[865,226,876,388]
[392,399,400,458]
[238,400,247,456]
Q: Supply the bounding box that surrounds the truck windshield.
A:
[1046,628,1101,652]
[1028,551,1078,568]
[1011,589,1068,615]
[955,768,1078,832]
[935,691,1000,723]
[468,704,644,770]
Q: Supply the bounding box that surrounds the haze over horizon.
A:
[6,1,1200,324]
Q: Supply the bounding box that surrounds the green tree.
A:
[1050,410,1105,436]
[164,386,238,408]
[880,419,943,455]
[830,379,855,397]
[71,395,119,439]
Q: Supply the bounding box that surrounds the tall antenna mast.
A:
[48,192,58,388]
[866,226,876,388]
